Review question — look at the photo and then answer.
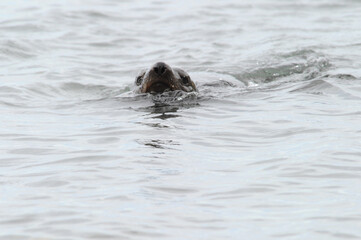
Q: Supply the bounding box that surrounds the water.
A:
[1,0,361,239]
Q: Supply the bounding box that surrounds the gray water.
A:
[1,0,361,239]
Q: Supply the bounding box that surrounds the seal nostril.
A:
[153,62,167,76]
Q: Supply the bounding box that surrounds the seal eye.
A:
[135,76,142,86]
[181,76,189,85]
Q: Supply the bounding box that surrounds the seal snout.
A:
[135,62,197,94]
[144,62,174,93]
[151,62,170,76]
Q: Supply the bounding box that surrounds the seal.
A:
[135,62,197,93]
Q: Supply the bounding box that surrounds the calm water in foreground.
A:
[1,0,361,239]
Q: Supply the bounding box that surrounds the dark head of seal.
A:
[135,62,197,93]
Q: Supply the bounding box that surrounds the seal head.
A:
[135,62,197,93]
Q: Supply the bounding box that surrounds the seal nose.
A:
[152,62,168,76]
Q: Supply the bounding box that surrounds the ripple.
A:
[231,49,331,85]
[290,79,361,99]
[0,40,37,59]
[147,186,198,194]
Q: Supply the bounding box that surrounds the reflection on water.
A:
[151,111,180,120]
[137,139,180,149]
[1,0,361,239]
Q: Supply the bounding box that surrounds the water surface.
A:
[1,0,361,239]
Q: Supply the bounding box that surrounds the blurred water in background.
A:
[1,0,361,239]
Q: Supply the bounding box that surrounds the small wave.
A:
[230,49,330,85]
[0,40,38,60]
[117,90,201,117]
[290,79,361,99]
[322,73,357,80]
[0,22,46,33]
[59,82,129,100]
[0,82,132,109]
[0,86,30,108]
[151,90,198,105]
